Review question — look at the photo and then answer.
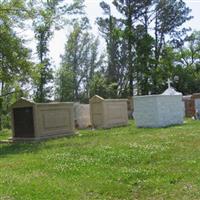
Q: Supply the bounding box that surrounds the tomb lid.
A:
[90,95,104,103]
[161,87,182,95]
[10,97,35,109]
[192,93,200,98]
[20,97,35,104]
[183,95,192,100]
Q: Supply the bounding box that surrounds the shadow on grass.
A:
[0,134,88,157]
[135,119,193,130]
[0,142,44,158]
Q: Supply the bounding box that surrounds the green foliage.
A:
[2,120,200,199]
[0,82,28,129]
[32,2,58,102]
[56,19,105,102]
[55,67,74,101]
[0,25,32,83]
[113,0,144,96]
[151,0,192,93]
[89,72,108,98]
[173,31,200,94]
[134,25,154,95]
[32,0,85,102]
[0,0,34,129]
[0,0,32,27]
[97,1,128,98]
[102,0,193,95]
[0,0,32,84]
[0,129,11,140]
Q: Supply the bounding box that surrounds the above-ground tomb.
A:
[183,93,200,118]
[74,103,91,129]
[11,98,74,141]
[134,82,184,128]
[90,95,128,129]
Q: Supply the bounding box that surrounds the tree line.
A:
[0,0,199,129]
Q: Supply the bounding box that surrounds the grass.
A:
[0,129,11,141]
[1,120,200,199]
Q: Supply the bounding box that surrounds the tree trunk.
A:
[0,81,4,131]
[127,9,134,96]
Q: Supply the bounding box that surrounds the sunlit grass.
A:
[1,119,200,199]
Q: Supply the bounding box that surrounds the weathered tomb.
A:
[90,95,128,128]
[182,95,193,117]
[127,97,134,119]
[183,93,200,118]
[134,82,184,128]
[74,103,91,129]
[11,98,74,141]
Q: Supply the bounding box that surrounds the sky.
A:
[48,0,200,67]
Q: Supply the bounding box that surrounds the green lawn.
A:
[1,120,200,199]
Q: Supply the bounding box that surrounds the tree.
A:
[177,31,200,68]
[134,24,154,95]
[0,0,32,88]
[111,0,192,95]
[89,72,108,98]
[0,0,33,130]
[32,0,84,102]
[97,2,119,85]
[56,20,104,102]
[97,1,129,98]
[151,0,192,93]
[151,31,200,95]
[173,31,200,94]
[113,0,146,96]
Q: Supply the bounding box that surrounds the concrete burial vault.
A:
[74,103,91,129]
[134,93,184,128]
[183,93,200,118]
[90,95,128,129]
[134,80,184,128]
[11,98,74,141]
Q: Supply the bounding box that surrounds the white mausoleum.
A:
[134,80,184,128]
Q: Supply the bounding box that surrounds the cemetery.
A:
[1,89,200,199]
[1,81,200,199]
[1,0,200,199]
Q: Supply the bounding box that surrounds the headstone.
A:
[90,95,128,128]
[74,103,91,129]
[134,80,184,128]
[11,98,75,141]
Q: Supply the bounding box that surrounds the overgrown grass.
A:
[1,120,200,199]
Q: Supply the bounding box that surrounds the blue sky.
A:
[48,0,200,67]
